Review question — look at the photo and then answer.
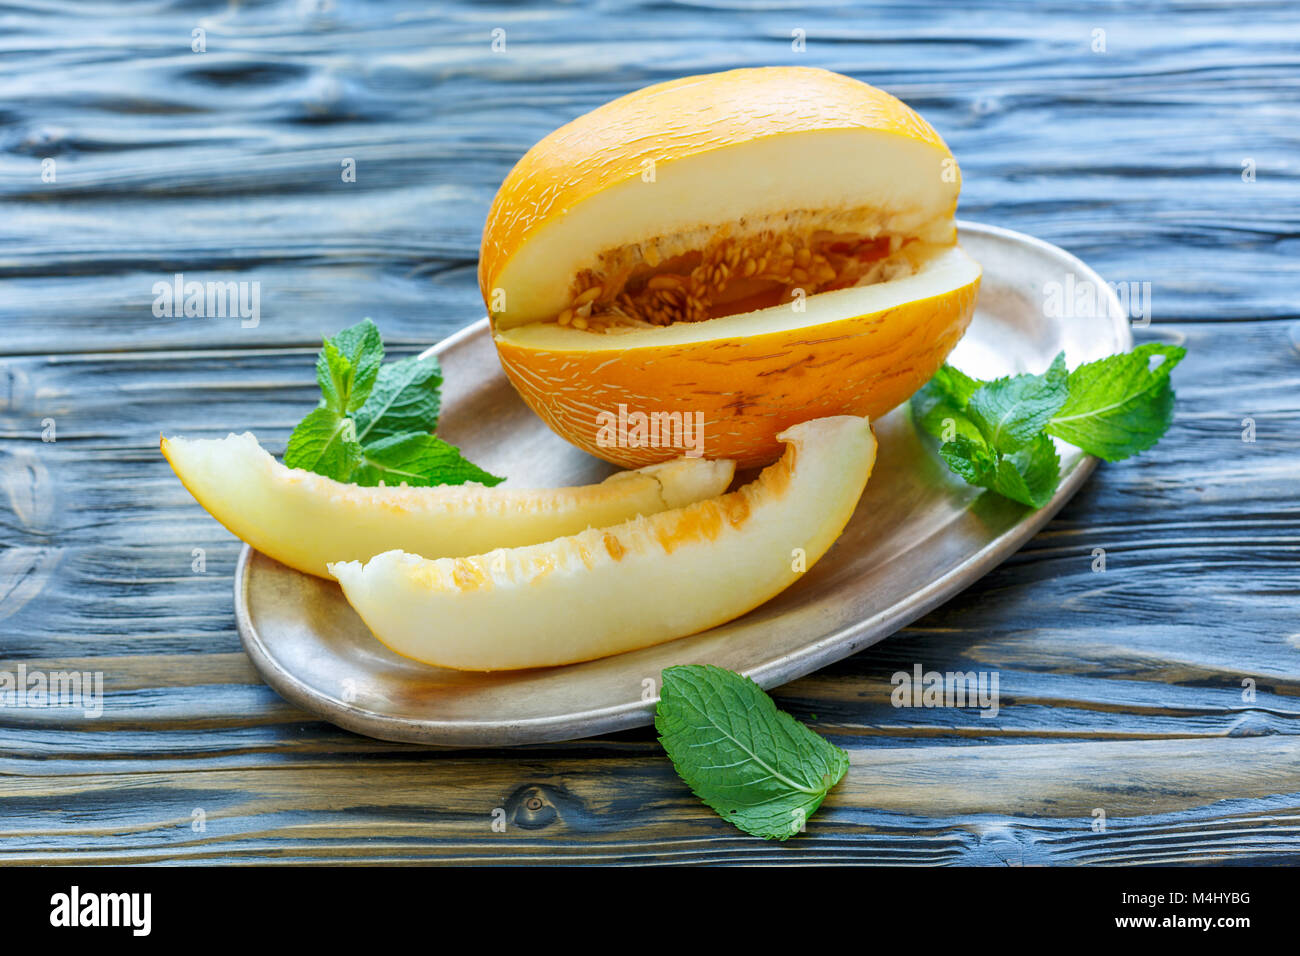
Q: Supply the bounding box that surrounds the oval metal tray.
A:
[235,221,1131,746]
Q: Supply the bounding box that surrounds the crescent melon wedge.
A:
[161,432,734,578]
[329,415,876,670]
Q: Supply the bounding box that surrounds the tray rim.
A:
[235,219,1132,746]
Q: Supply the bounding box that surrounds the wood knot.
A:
[506,785,559,832]
[505,784,569,830]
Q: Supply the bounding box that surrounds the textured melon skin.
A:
[330,416,877,671]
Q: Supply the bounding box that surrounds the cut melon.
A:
[161,432,734,579]
[496,245,979,468]
[478,66,979,468]
[481,68,961,330]
[329,415,876,670]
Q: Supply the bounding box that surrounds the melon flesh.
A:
[499,244,980,352]
[329,415,876,670]
[161,433,734,579]
[481,68,963,330]
[491,129,959,330]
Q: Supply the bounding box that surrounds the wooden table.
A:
[2,1,1298,864]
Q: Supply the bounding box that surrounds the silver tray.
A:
[235,221,1131,746]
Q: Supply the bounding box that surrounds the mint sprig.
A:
[967,352,1069,453]
[284,318,502,488]
[914,344,1185,507]
[655,665,849,841]
[1047,343,1183,461]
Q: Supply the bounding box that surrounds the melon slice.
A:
[161,432,734,579]
[329,415,876,671]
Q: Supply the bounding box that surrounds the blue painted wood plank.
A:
[0,0,1298,863]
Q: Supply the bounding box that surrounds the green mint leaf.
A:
[289,319,501,488]
[1046,344,1185,461]
[317,318,383,414]
[911,381,949,434]
[351,433,503,488]
[966,352,1069,454]
[315,341,348,413]
[655,664,849,841]
[938,432,1061,508]
[1014,432,1063,506]
[938,434,999,486]
[990,433,1061,508]
[354,355,443,444]
[284,406,363,479]
[917,346,1180,507]
[926,364,982,408]
[919,399,986,446]
[912,364,983,440]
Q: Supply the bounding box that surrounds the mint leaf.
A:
[1011,432,1062,506]
[926,364,982,407]
[938,431,1061,508]
[918,358,1066,507]
[315,342,348,413]
[915,345,1179,509]
[913,364,983,442]
[317,318,383,415]
[939,433,998,486]
[967,352,1068,454]
[1046,344,1185,461]
[655,664,849,841]
[354,355,443,444]
[352,433,502,487]
[919,400,985,446]
[286,319,500,488]
[991,433,1061,507]
[284,406,363,477]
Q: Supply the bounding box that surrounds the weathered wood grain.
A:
[1,0,1298,358]
[1,0,1299,864]
[2,740,1298,865]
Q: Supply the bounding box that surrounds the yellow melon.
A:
[329,415,876,670]
[161,432,734,579]
[479,67,979,468]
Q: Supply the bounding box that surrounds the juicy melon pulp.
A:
[161,432,734,579]
[501,244,979,351]
[329,415,877,671]
[549,214,947,333]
